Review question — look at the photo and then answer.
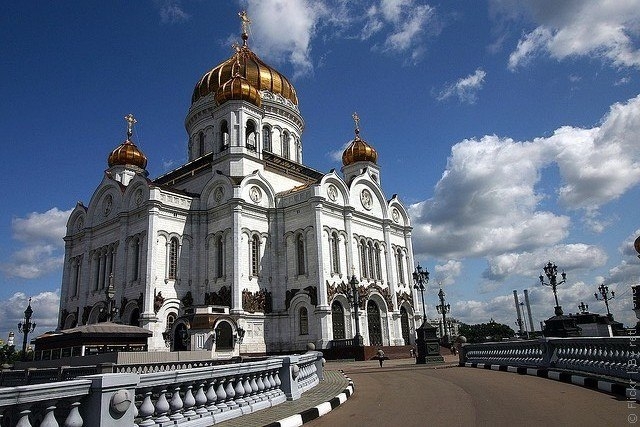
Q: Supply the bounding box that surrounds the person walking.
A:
[376,348,385,367]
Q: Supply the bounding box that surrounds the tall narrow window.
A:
[262,125,272,151]
[396,248,404,284]
[246,120,257,150]
[299,307,309,335]
[132,237,140,282]
[216,235,224,278]
[93,253,100,291]
[168,238,179,280]
[330,232,340,274]
[199,132,205,157]
[368,242,375,280]
[220,121,229,151]
[282,132,290,159]
[331,301,345,340]
[359,239,368,278]
[374,243,381,280]
[296,233,305,275]
[295,138,301,162]
[251,234,260,276]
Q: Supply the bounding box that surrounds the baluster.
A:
[63,401,83,427]
[205,379,220,413]
[214,377,229,412]
[138,389,156,427]
[182,383,196,418]
[256,372,266,401]
[234,375,247,407]
[16,408,32,427]
[225,377,239,410]
[154,387,171,424]
[169,385,185,421]
[250,374,259,398]
[195,381,208,415]
[40,405,58,427]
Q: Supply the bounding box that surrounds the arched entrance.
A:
[400,306,410,345]
[215,321,233,350]
[173,323,189,351]
[367,300,382,346]
[331,301,345,339]
[129,308,140,326]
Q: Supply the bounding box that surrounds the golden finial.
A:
[352,112,360,136]
[239,10,251,44]
[124,113,137,140]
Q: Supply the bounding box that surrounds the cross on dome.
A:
[124,113,137,140]
[352,112,360,136]
[239,10,251,44]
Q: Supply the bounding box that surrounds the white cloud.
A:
[410,94,640,264]
[496,1,640,70]
[433,259,462,287]
[0,291,60,346]
[0,208,71,279]
[437,68,487,104]
[157,0,190,24]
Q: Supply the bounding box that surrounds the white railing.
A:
[461,337,637,383]
[0,351,324,427]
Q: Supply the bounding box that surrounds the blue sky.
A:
[1,0,640,341]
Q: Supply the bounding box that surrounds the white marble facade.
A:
[58,22,420,355]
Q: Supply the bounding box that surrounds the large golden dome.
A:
[342,128,378,166]
[108,114,148,170]
[192,33,298,106]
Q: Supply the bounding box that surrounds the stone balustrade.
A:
[0,351,324,426]
[461,336,637,383]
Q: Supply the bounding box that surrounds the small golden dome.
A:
[107,114,148,169]
[342,121,378,166]
[192,34,298,106]
[215,73,262,107]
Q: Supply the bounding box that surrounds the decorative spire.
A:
[352,112,361,137]
[124,113,137,141]
[239,10,251,45]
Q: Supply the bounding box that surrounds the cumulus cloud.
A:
[0,208,71,279]
[493,1,640,70]
[437,68,487,104]
[410,94,640,264]
[245,0,437,77]
[433,260,462,287]
[0,291,60,345]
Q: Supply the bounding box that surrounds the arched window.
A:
[296,233,305,275]
[295,138,301,162]
[215,322,233,350]
[92,252,100,291]
[299,307,309,335]
[374,243,381,280]
[216,235,224,278]
[166,313,177,331]
[220,120,229,151]
[246,120,257,150]
[131,236,140,282]
[168,238,179,280]
[396,248,404,284]
[250,234,260,276]
[368,242,375,280]
[282,132,290,159]
[262,125,272,151]
[199,132,205,157]
[330,232,340,274]
[359,239,368,278]
[331,301,345,339]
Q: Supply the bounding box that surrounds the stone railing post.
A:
[276,355,301,401]
[314,351,325,382]
[541,338,554,368]
[81,373,139,427]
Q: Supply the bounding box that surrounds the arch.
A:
[331,300,345,340]
[87,303,107,325]
[246,120,257,151]
[296,232,306,275]
[168,237,179,279]
[250,233,261,277]
[173,322,189,351]
[63,313,77,329]
[367,300,383,346]
[220,120,229,151]
[282,131,290,159]
[262,125,272,152]
[214,320,234,350]
[400,306,410,345]
[299,306,309,335]
[330,231,340,274]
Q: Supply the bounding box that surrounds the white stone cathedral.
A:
[59,15,419,355]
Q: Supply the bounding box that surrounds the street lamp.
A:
[412,264,429,321]
[578,301,589,313]
[436,288,451,344]
[17,298,36,361]
[594,283,615,320]
[104,273,119,322]
[347,274,363,346]
[539,261,566,316]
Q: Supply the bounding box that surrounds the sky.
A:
[1,0,640,342]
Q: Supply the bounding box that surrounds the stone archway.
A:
[331,301,345,340]
[367,300,382,346]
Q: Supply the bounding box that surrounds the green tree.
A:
[458,321,516,343]
[0,344,18,365]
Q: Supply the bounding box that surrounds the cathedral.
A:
[58,13,419,355]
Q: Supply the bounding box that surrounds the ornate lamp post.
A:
[578,301,589,313]
[539,261,566,316]
[436,288,451,344]
[17,298,36,361]
[412,264,429,321]
[347,274,363,346]
[104,273,118,322]
[594,284,615,320]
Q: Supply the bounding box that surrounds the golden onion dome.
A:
[192,32,298,106]
[108,114,148,169]
[215,68,262,107]
[342,124,378,166]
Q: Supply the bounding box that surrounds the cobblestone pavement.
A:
[216,369,350,427]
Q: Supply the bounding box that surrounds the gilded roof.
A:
[342,131,378,166]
